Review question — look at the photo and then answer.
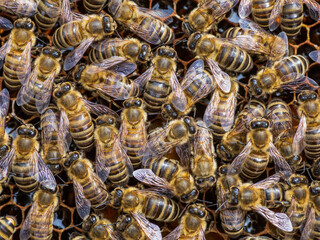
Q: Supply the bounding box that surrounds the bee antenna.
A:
[36,37,48,46]
[306,167,314,181]
[215,201,226,212]
[178,202,191,218]
[64,221,84,231]
[114,29,122,39]
[9,113,26,126]
[56,174,66,184]
[197,199,214,204]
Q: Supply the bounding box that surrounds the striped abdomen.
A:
[144,78,171,112]
[309,215,320,239]
[252,0,275,28]
[220,209,245,238]
[12,156,38,192]
[68,111,94,151]
[280,2,303,37]
[89,39,123,63]
[81,177,109,210]
[83,0,107,13]
[30,208,54,240]
[305,124,320,160]
[214,44,253,73]
[241,151,269,179]
[264,183,285,208]
[275,55,309,80]
[279,208,306,238]
[147,157,179,181]
[53,22,85,49]
[142,195,179,222]
[3,49,29,91]
[35,0,61,31]
[0,217,16,240]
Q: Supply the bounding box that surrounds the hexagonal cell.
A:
[0,185,11,205]
[152,0,174,16]
[175,39,195,62]
[176,0,197,17]
[308,64,320,84]
[12,187,34,207]
[61,184,75,207]
[310,23,320,46]
[217,19,236,34]
[53,206,72,230]
[52,230,59,240]
[290,26,307,45]
[0,205,22,227]
[205,232,225,240]
[297,43,316,63]
[244,212,267,234]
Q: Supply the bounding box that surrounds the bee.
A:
[40,105,71,175]
[0,124,56,193]
[53,0,117,71]
[161,59,215,120]
[269,0,320,37]
[0,216,17,240]
[119,98,147,169]
[0,18,36,91]
[142,116,197,164]
[227,174,293,233]
[133,157,199,203]
[217,99,266,162]
[277,174,309,238]
[163,204,209,240]
[0,0,37,17]
[216,165,245,238]
[110,186,180,222]
[53,82,119,151]
[63,151,110,219]
[204,80,238,141]
[116,213,162,240]
[83,0,107,13]
[107,0,174,45]
[72,60,140,101]
[35,0,61,31]
[295,91,320,160]
[228,118,293,179]
[182,0,239,35]
[300,181,320,240]
[16,46,62,115]
[89,38,152,65]
[94,114,133,187]
[81,214,120,240]
[20,183,59,240]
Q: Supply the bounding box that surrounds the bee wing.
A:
[60,0,87,24]
[169,71,187,112]
[86,56,128,74]
[301,206,315,240]
[194,121,215,159]
[203,90,220,126]
[252,206,293,232]
[0,0,37,16]
[269,142,293,177]
[238,0,253,18]
[309,50,320,63]
[133,66,154,88]
[138,6,173,23]
[252,173,281,189]
[115,135,133,176]
[199,0,239,16]
[107,61,137,77]
[82,99,119,118]
[73,179,91,219]
[108,0,123,18]
[303,0,320,21]
[133,169,174,193]
[266,32,288,67]
[16,68,38,106]
[0,17,12,31]
[227,141,252,175]
[163,224,182,240]
[199,227,206,240]
[176,141,191,167]
[58,110,71,156]
[206,58,231,93]
[17,41,32,84]
[95,142,111,183]
[223,35,269,55]
[0,88,10,120]
[41,109,58,154]
[269,0,285,31]
[292,113,307,155]
[35,71,55,114]
[239,18,270,34]
[281,74,319,92]
[64,37,95,71]
[19,202,37,240]
[0,38,11,64]
[132,212,162,240]
[0,148,15,181]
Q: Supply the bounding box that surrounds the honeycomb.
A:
[0,0,319,239]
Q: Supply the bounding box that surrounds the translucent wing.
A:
[206,58,231,93]
[133,66,154,88]
[0,17,13,30]
[198,227,206,240]
[16,68,38,107]
[19,203,35,239]
[35,71,55,114]
[176,141,191,167]
[292,113,307,155]
[223,35,268,55]
[58,110,71,156]
[114,136,133,176]
[301,206,315,240]
[73,179,91,219]
[281,74,319,92]
[238,0,253,18]
[169,71,187,112]
[269,0,285,31]
[106,61,137,77]
[17,41,32,84]
[227,141,252,175]
[95,142,111,182]
[108,0,123,18]
[0,148,15,181]
[304,0,320,21]
[203,90,220,126]
[199,0,239,17]
[194,120,215,161]
[86,56,128,74]
[239,18,270,35]
[0,88,10,120]
[252,173,281,189]
[309,50,320,63]
[163,224,182,240]
[60,0,73,24]
[267,32,288,66]
[64,37,95,71]
[82,99,119,118]
[0,0,37,16]
[269,142,293,177]
[0,38,11,62]
[132,212,162,240]
[41,109,58,154]
[253,206,293,232]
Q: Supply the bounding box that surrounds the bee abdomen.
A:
[252,0,275,28]
[53,22,84,49]
[144,79,171,112]
[305,126,320,160]
[275,55,309,79]
[12,161,38,192]
[264,183,285,208]
[220,210,245,238]
[35,0,61,31]
[30,213,53,240]
[148,157,178,182]
[310,215,320,239]
[0,217,15,240]
[241,152,268,179]
[280,3,303,37]
[83,181,109,210]
[83,0,107,13]
[104,149,129,186]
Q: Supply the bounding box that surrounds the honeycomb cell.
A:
[61,185,75,207]
[0,205,22,226]
[291,26,308,45]
[297,43,317,62]
[244,212,267,234]
[310,23,320,46]
[307,64,320,84]
[54,206,72,230]
[12,187,33,207]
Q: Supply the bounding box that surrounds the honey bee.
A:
[182,0,239,35]
[204,80,238,141]
[119,98,147,169]
[16,46,62,115]
[107,0,174,45]
[35,0,61,31]
[0,124,56,193]
[269,0,320,37]
[0,17,13,31]
[216,165,245,238]
[133,157,199,203]
[95,114,133,187]
[53,0,117,71]
[228,118,293,179]
[0,216,17,240]
[53,82,119,151]
[110,186,180,222]
[217,100,266,162]
[227,174,293,233]
[73,60,140,101]
[161,59,215,120]
[142,116,197,164]
[63,151,110,219]
[277,174,309,238]
[0,18,36,91]
[20,183,59,240]
[163,204,209,240]
[40,105,71,175]
[0,0,37,17]
[116,213,162,240]
[300,181,320,240]
[89,38,152,64]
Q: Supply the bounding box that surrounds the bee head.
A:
[63,151,80,169]
[249,78,263,97]
[53,82,72,98]
[298,91,318,102]
[181,189,199,203]
[188,204,206,218]
[111,188,124,208]
[183,116,197,135]
[116,214,132,231]
[102,14,117,34]
[288,174,308,186]
[42,46,62,59]
[156,46,176,59]
[123,98,143,108]
[138,43,152,62]
[14,18,35,31]
[17,125,37,138]
[195,176,216,188]
[188,32,202,51]
[161,103,178,119]
[249,119,270,130]
[83,214,98,231]
[73,64,86,81]
[228,187,240,206]
[96,115,116,126]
